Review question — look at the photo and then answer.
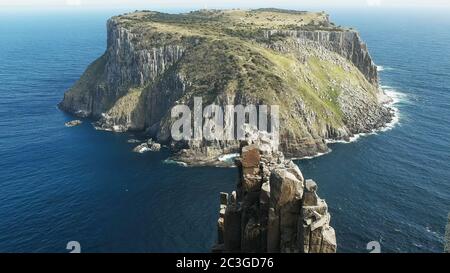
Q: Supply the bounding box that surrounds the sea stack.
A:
[213,129,336,253]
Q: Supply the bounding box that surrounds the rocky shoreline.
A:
[165,90,396,167]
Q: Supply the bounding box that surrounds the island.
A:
[59,8,394,166]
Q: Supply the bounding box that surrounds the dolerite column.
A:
[269,168,304,253]
[300,179,336,253]
[223,196,242,252]
[214,132,337,253]
[239,144,264,252]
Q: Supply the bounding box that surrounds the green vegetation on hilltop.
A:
[114,9,333,37]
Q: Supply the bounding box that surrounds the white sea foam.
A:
[163,159,188,167]
[218,153,239,163]
[377,65,394,72]
[380,86,411,132]
[93,124,112,131]
[295,149,332,160]
[425,225,438,235]
[325,131,378,144]
[323,86,406,147]
[384,88,408,105]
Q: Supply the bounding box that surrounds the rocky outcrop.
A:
[213,130,336,253]
[132,139,161,153]
[64,120,82,127]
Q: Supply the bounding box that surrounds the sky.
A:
[1,0,450,10]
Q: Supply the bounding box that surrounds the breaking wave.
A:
[377,65,394,72]
[218,153,239,163]
[322,86,406,145]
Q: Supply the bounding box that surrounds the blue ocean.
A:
[0,8,449,253]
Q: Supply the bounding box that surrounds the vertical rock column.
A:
[268,167,303,252]
[301,180,336,253]
[213,134,337,253]
[239,144,264,252]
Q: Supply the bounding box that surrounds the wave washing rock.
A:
[213,130,336,253]
[445,213,450,253]
[59,9,394,164]
[64,120,82,127]
[132,139,161,153]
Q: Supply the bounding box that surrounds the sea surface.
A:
[0,8,449,253]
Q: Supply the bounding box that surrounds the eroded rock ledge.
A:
[213,132,336,253]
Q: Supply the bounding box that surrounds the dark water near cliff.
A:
[0,8,449,253]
